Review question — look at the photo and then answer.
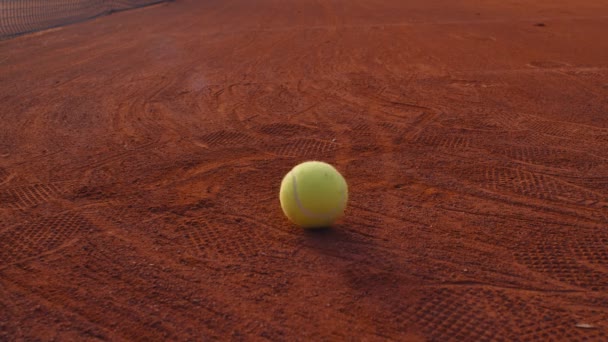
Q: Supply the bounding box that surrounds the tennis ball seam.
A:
[291,172,346,220]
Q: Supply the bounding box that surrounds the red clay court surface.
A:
[1,0,608,340]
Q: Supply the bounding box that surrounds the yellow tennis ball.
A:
[279,161,348,228]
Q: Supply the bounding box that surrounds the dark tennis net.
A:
[0,0,168,40]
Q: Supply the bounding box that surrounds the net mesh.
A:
[0,0,169,40]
